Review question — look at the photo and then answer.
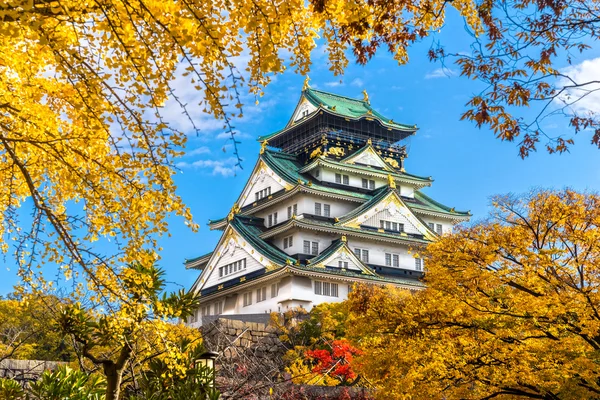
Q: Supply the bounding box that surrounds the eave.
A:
[299,157,432,189]
[185,251,213,270]
[259,216,431,246]
[258,107,416,144]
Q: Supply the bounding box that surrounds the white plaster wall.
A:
[363,209,422,235]
[299,193,355,217]
[254,197,302,227]
[320,168,382,191]
[320,167,418,198]
[324,253,362,271]
[294,230,337,255]
[400,185,415,198]
[418,216,454,235]
[203,246,264,289]
[187,275,358,328]
[239,168,286,208]
[253,193,355,227]
[345,237,420,270]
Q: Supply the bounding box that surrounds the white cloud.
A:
[557,57,600,114]
[215,131,252,140]
[350,78,364,87]
[424,68,457,79]
[176,157,239,177]
[325,80,344,87]
[184,146,210,157]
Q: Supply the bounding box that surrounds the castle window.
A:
[303,240,310,254]
[315,170,320,178]
[415,258,423,271]
[255,187,271,201]
[343,175,349,185]
[267,212,278,227]
[256,286,267,303]
[362,179,375,189]
[315,280,338,297]
[323,204,331,217]
[338,261,348,269]
[213,301,223,315]
[271,283,280,298]
[314,281,322,295]
[436,224,443,235]
[380,220,403,232]
[311,242,319,255]
[315,202,322,215]
[385,253,400,267]
[220,259,246,279]
[428,222,434,230]
[354,248,369,263]
[243,292,252,307]
[201,305,210,317]
[287,204,298,219]
[335,174,341,183]
[283,235,293,249]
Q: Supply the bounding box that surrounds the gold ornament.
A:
[387,174,396,189]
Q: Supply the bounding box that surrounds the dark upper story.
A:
[257,87,417,165]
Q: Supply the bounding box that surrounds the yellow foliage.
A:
[345,190,600,399]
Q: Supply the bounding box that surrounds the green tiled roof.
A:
[230,215,293,265]
[303,88,416,131]
[207,150,468,230]
[285,216,432,245]
[412,191,471,217]
[292,264,424,287]
[336,186,392,224]
[307,238,346,266]
[257,88,416,142]
[262,150,371,201]
[184,251,213,265]
[299,157,432,184]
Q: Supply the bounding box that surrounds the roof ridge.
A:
[304,88,366,105]
[414,191,470,215]
[231,216,293,264]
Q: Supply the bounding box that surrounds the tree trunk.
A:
[104,362,125,400]
[103,343,132,400]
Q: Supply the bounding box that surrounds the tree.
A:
[0,295,74,362]
[345,190,600,399]
[57,261,201,400]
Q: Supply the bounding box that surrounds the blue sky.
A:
[1,10,600,295]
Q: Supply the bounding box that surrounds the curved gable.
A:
[339,190,436,241]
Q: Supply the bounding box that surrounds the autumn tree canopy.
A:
[1,0,598,395]
[343,190,600,399]
[1,0,596,306]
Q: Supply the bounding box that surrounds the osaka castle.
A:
[185,82,470,326]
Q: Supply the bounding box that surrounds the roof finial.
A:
[341,235,347,243]
[387,174,396,189]
[362,89,370,104]
[227,202,241,221]
[303,76,310,91]
[259,140,268,154]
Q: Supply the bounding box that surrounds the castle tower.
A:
[184,85,470,326]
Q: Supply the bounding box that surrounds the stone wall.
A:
[201,316,285,360]
[0,359,64,383]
